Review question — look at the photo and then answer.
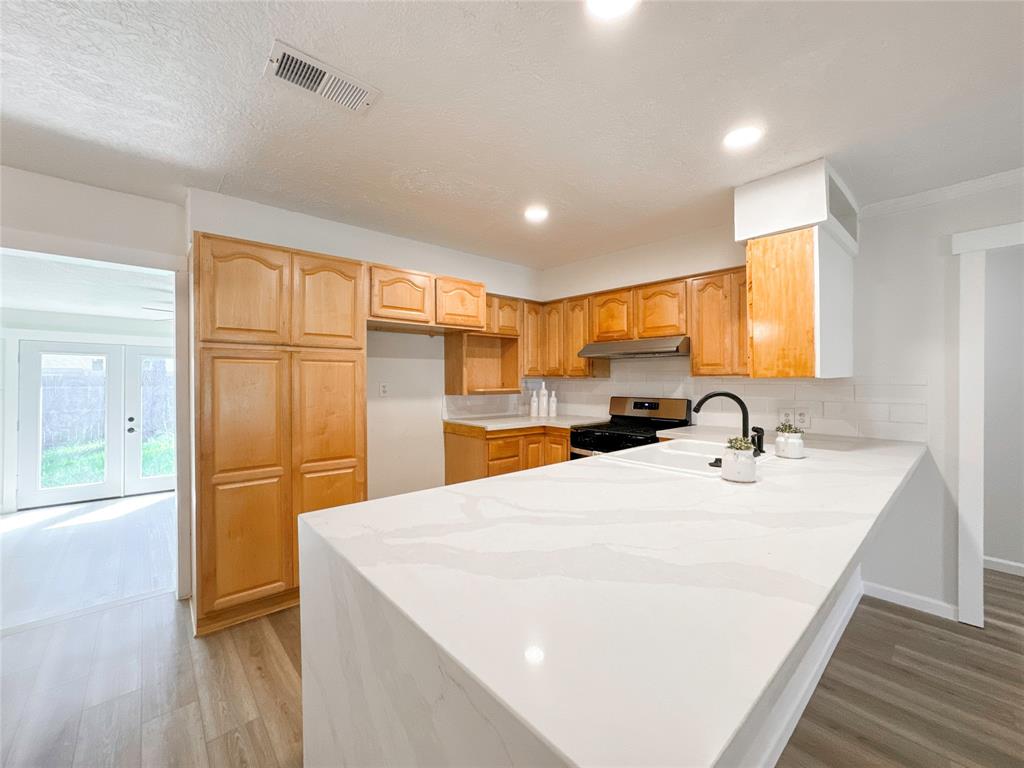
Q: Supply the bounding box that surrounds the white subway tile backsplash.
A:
[855,383,927,403]
[445,366,929,445]
[823,401,889,421]
[889,403,927,423]
[857,421,928,442]
[808,417,859,437]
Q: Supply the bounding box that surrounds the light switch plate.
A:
[779,407,794,425]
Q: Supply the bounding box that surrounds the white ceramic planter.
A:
[721,447,757,483]
[775,433,806,459]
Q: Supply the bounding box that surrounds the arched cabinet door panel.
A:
[636,280,687,338]
[590,289,635,342]
[436,276,486,328]
[198,234,291,344]
[291,253,366,349]
[369,266,434,323]
[522,302,544,376]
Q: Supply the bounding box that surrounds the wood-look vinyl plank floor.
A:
[2,570,1020,767]
[778,569,1024,767]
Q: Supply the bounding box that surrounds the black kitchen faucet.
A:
[692,391,765,456]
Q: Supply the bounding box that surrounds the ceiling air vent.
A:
[265,41,380,114]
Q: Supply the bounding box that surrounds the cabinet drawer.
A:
[487,456,522,476]
[487,437,521,460]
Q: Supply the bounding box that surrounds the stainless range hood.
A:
[578,335,690,359]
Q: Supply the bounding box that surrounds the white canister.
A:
[775,433,806,459]
[529,390,539,417]
[548,390,558,417]
[721,447,757,483]
[538,382,549,417]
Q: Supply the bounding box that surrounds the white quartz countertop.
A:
[444,413,605,430]
[301,433,925,767]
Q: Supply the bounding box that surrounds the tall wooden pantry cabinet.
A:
[193,232,367,635]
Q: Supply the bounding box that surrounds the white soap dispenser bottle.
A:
[548,389,558,418]
[529,388,539,417]
[538,382,549,418]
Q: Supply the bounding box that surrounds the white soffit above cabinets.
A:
[1,1,1021,268]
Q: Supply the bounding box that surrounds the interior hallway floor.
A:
[1,570,1019,768]
[1,492,176,630]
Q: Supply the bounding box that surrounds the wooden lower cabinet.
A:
[443,423,571,484]
[196,345,366,635]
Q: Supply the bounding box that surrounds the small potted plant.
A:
[722,436,757,483]
[775,422,806,459]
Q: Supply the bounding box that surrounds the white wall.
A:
[538,223,743,300]
[186,189,541,298]
[984,247,1024,570]
[366,331,445,499]
[0,166,186,270]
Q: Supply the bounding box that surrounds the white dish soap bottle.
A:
[529,388,539,417]
[548,389,558,418]
[538,382,549,418]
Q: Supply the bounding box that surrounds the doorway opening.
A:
[1,249,178,630]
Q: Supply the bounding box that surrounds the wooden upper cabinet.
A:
[491,296,522,336]
[436,277,486,328]
[522,301,544,377]
[636,280,687,338]
[563,297,590,377]
[542,301,565,376]
[291,253,365,349]
[590,289,635,342]
[746,228,815,378]
[198,346,292,616]
[369,266,434,324]
[291,349,366,584]
[689,269,747,376]
[198,234,291,344]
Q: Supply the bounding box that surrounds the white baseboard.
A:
[862,580,958,621]
[984,556,1024,577]
[720,567,864,768]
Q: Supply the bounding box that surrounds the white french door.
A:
[123,347,177,496]
[17,341,175,509]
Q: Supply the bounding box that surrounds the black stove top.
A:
[570,397,690,457]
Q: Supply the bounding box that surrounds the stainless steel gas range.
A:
[569,396,691,458]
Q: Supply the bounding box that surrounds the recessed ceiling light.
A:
[524,204,549,224]
[586,0,640,21]
[723,125,765,151]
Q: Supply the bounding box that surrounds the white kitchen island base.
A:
[300,432,924,767]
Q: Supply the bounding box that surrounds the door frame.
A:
[953,221,1024,627]
[0,246,192,601]
[16,340,126,509]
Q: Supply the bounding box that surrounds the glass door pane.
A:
[124,348,176,496]
[17,342,124,509]
[39,353,108,488]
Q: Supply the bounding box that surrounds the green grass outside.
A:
[41,433,176,488]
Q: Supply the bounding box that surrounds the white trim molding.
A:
[952,221,1024,255]
[861,167,1024,219]
[863,580,958,621]
[985,556,1024,578]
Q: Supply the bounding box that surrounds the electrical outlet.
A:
[379,383,390,397]
[794,409,810,429]
[778,408,794,425]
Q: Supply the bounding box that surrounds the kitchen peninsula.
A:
[299,431,926,767]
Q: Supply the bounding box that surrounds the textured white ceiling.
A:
[2,1,1021,268]
[1,250,174,319]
